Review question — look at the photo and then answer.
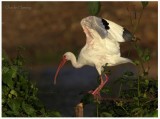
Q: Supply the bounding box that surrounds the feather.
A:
[104,19,135,42]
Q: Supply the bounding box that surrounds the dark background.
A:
[2,2,158,116]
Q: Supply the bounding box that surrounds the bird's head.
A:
[54,52,73,85]
[81,16,108,39]
[63,52,74,61]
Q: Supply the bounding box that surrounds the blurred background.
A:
[2,2,158,117]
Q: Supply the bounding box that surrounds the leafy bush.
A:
[2,48,61,117]
[98,69,158,117]
[81,43,158,117]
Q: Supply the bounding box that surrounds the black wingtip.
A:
[102,18,110,30]
[123,28,135,42]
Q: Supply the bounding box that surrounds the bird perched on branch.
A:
[54,16,135,97]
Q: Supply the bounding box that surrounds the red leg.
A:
[92,74,109,96]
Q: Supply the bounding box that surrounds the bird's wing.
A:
[81,16,136,56]
[81,16,135,43]
[104,19,135,42]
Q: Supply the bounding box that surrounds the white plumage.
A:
[54,16,135,97]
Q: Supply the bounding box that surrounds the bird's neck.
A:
[70,54,83,68]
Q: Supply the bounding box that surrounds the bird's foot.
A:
[88,90,101,100]
[88,74,109,100]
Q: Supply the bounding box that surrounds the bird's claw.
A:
[88,90,101,100]
[88,74,109,100]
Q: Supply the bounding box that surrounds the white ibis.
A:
[54,16,135,97]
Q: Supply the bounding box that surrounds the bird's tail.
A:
[115,57,134,65]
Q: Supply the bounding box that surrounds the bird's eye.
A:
[63,55,66,59]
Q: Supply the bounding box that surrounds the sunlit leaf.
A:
[8,99,20,113]
[133,60,140,65]
[52,111,61,117]
[22,102,35,116]
[143,93,147,98]
[141,2,149,9]
[88,2,101,16]
[100,112,112,117]
[152,110,158,117]
[47,111,61,117]
[10,90,18,97]
[8,94,12,98]
[10,66,18,78]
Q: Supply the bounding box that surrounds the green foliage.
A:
[141,1,149,9]
[81,93,94,105]
[134,44,150,62]
[88,2,101,16]
[2,49,61,117]
[81,57,157,117]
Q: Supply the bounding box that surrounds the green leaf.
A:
[133,97,139,101]
[22,102,35,116]
[143,93,147,98]
[142,49,150,62]
[80,93,94,105]
[101,87,110,93]
[2,86,10,95]
[144,55,150,61]
[40,108,45,114]
[114,106,126,116]
[124,71,134,77]
[17,59,23,66]
[10,90,18,97]
[141,2,149,9]
[100,112,112,117]
[3,72,14,89]
[8,94,12,98]
[5,110,15,115]
[47,111,61,117]
[10,66,18,78]
[8,99,21,113]
[33,100,44,108]
[145,109,158,117]
[137,48,143,57]
[2,67,9,74]
[152,110,158,117]
[52,111,61,117]
[88,2,101,16]
[133,60,140,65]
[131,107,141,113]
[145,79,149,86]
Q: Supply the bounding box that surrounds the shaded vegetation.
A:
[2,47,61,117]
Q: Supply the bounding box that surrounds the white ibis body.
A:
[54,16,135,96]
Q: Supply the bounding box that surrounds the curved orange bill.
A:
[54,57,67,85]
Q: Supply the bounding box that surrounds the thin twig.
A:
[118,83,122,97]
[133,8,144,34]
[96,101,99,117]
